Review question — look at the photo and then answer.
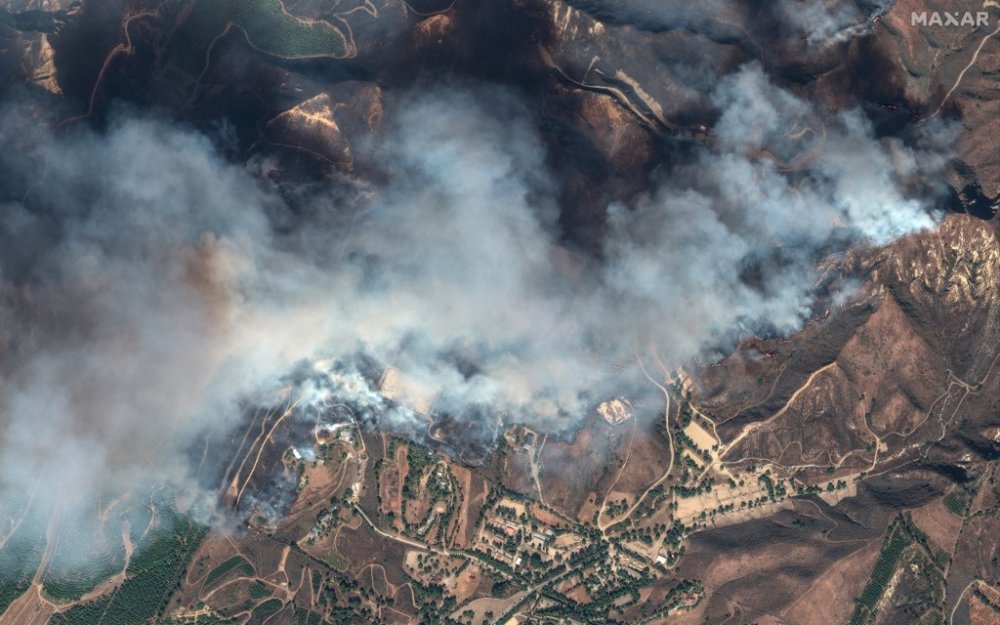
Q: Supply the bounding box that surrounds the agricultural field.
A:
[943,489,970,516]
[40,498,141,602]
[249,597,283,619]
[0,493,46,613]
[202,555,255,592]
[848,523,913,625]
[969,582,1000,625]
[41,556,123,603]
[50,509,206,625]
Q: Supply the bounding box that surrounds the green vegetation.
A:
[0,492,46,612]
[168,0,348,73]
[251,597,284,619]
[41,492,160,602]
[758,473,775,499]
[324,550,349,572]
[398,444,458,541]
[943,489,969,516]
[42,559,122,603]
[295,607,324,625]
[203,555,254,591]
[848,526,913,625]
[637,579,704,623]
[52,508,207,625]
[42,525,128,601]
[402,444,436,499]
[248,580,271,599]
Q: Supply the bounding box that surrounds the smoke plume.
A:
[0,63,949,573]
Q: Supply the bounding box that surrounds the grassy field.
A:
[169,0,348,73]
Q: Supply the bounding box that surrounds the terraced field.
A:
[42,529,127,601]
[41,557,121,602]
[40,493,157,603]
[169,0,349,73]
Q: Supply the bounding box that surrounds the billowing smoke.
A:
[778,0,894,44]
[560,0,893,45]
[0,100,339,577]
[0,62,949,574]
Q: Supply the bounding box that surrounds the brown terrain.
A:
[0,0,996,623]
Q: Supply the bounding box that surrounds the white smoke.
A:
[0,63,950,575]
[779,0,894,45]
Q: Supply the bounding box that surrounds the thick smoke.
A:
[779,0,895,44]
[562,0,893,45]
[0,63,948,573]
[0,101,344,575]
[278,70,949,429]
[558,0,753,37]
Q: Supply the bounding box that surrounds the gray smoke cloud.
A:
[0,101,340,579]
[562,0,893,45]
[0,63,949,576]
[779,0,894,45]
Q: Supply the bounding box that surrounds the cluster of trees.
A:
[495,504,520,520]
[605,497,630,518]
[401,445,435,499]
[638,579,704,623]
[671,478,714,498]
